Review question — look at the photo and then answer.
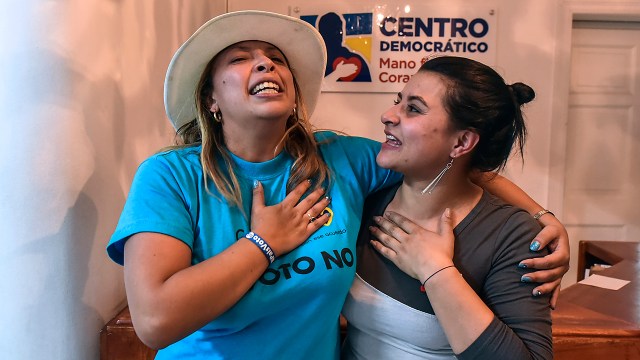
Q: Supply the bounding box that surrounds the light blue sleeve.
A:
[106,154,196,265]
[315,131,402,196]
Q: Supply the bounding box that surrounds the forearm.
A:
[472,172,544,215]
[125,234,269,349]
[456,316,551,360]
[451,214,553,359]
[425,268,551,359]
[423,268,494,353]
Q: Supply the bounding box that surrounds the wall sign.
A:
[295,3,497,93]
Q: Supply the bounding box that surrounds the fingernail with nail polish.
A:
[518,262,527,269]
[530,241,540,251]
[521,276,532,283]
[533,290,542,297]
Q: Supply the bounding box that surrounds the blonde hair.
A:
[168,54,330,209]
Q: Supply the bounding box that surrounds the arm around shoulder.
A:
[473,171,570,301]
[471,172,544,215]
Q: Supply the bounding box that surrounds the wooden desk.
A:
[552,240,640,359]
[100,306,156,360]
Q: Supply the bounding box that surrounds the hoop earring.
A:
[213,110,223,123]
[421,158,454,195]
[292,106,298,120]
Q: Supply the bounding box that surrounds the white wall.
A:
[1,0,638,358]
[0,1,223,358]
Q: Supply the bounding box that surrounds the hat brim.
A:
[164,10,327,130]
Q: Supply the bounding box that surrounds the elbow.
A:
[132,313,179,350]
[137,333,169,351]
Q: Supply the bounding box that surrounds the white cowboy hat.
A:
[164,10,327,130]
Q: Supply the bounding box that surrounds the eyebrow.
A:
[399,92,428,108]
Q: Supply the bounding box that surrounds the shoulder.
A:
[139,145,202,173]
[314,131,381,149]
[477,192,543,254]
[314,131,382,164]
[482,192,538,228]
[131,145,203,189]
[145,145,201,165]
[313,131,400,191]
[312,131,378,169]
[462,192,541,252]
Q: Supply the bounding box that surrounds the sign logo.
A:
[302,12,373,83]
[299,4,496,93]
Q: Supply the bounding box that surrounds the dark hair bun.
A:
[510,82,535,105]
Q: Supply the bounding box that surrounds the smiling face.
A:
[377,71,462,178]
[208,41,296,126]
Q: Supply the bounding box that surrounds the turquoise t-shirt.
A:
[107,131,401,359]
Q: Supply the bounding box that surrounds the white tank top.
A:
[341,274,457,359]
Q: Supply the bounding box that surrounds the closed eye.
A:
[230,57,246,63]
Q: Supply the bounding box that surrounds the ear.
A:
[450,130,479,158]
[209,98,218,113]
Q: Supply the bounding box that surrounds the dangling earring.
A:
[421,158,454,195]
[213,110,223,123]
[292,106,298,120]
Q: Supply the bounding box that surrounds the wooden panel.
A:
[552,241,640,359]
[100,307,156,360]
[554,337,640,360]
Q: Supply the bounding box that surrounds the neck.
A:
[222,117,288,162]
[389,173,483,229]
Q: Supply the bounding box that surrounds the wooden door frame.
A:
[548,1,640,219]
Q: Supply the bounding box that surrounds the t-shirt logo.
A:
[322,207,334,226]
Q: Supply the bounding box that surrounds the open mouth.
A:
[385,134,402,147]
[250,81,280,95]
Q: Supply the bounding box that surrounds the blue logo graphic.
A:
[302,12,373,82]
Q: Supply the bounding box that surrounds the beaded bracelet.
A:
[244,231,276,264]
[419,265,456,292]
